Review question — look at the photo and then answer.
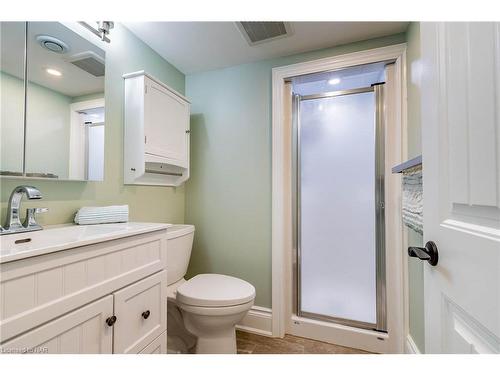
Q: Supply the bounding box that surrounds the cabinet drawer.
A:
[139,331,167,354]
[113,271,166,353]
[0,296,113,354]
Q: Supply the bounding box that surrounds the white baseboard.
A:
[236,306,273,337]
[405,335,422,354]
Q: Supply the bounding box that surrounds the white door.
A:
[421,22,500,353]
[0,296,113,354]
[144,76,189,167]
[87,123,105,181]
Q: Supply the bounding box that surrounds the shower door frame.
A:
[293,85,387,332]
[271,43,408,354]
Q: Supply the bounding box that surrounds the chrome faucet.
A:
[1,186,48,235]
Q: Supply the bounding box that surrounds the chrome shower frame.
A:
[292,84,387,332]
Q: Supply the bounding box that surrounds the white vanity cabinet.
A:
[1,296,114,354]
[123,71,190,187]
[0,224,169,354]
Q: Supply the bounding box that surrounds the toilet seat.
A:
[167,278,185,300]
[176,274,255,307]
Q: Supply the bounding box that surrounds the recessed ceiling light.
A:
[46,68,62,77]
[328,78,341,85]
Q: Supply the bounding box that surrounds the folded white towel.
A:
[402,166,423,234]
[74,205,129,225]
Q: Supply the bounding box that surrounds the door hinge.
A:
[144,85,147,94]
[144,136,147,144]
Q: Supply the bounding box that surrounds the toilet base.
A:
[167,300,197,353]
[195,328,237,354]
[178,300,254,354]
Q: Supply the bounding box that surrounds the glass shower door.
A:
[296,86,386,330]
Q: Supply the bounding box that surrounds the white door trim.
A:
[271,43,408,353]
[68,98,105,180]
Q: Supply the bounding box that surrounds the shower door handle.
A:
[408,241,439,266]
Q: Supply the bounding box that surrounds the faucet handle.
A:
[23,207,48,229]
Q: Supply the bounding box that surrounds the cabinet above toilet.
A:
[123,71,191,186]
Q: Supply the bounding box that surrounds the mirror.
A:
[25,22,106,181]
[0,22,106,181]
[0,22,26,176]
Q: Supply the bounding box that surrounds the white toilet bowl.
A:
[176,274,255,354]
[165,225,256,354]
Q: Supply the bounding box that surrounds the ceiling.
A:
[1,22,105,98]
[124,22,409,74]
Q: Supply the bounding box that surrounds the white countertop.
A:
[0,222,171,264]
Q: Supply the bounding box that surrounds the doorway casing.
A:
[271,43,408,353]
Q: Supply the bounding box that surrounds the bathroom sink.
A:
[0,222,170,263]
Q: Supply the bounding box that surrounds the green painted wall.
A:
[405,22,425,353]
[24,81,73,178]
[185,33,407,308]
[1,72,76,178]
[0,72,24,173]
[71,92,104,103]
[0,23,186,226]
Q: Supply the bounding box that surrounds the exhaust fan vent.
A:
[68,51,105,77]
[36,35,70,54]
[236,22,292,45]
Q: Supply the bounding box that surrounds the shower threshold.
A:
[298,310,383,332]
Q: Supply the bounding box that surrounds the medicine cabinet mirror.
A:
[0,21,106,181]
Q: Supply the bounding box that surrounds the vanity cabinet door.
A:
[143,76,190,167]
[113,271,167,354]
[0,296,113,354]
[138,331,167,354]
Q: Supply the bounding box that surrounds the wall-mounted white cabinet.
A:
[123,71,190,186]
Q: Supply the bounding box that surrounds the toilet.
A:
[166,224,255,354]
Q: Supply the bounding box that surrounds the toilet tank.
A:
[166,225,195,285]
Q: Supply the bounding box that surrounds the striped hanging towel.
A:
[402,166,423,234]
[74,205,129,225]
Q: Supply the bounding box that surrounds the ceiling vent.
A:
[236,22,292,46]
[36,35,70,54]
[68,51,105,77]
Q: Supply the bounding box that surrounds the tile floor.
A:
[236,330,371,354]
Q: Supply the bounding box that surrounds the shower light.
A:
[328,78,341,85]
[46,68,62,77]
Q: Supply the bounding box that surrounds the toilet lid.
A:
[176,274,256,307]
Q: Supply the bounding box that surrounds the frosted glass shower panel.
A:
[299,92,377,324]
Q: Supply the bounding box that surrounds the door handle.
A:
[141,310,151,319]
[408,241,439,266]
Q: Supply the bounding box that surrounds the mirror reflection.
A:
[1,22,106,181]
[0,22,26,176]
[25,22,106,181]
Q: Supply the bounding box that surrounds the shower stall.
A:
[291,65,387,332]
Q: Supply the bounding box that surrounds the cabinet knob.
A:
[141,310,151,320]
[106,315,117,326]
